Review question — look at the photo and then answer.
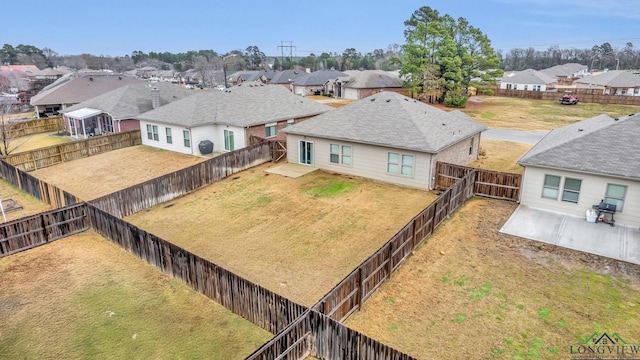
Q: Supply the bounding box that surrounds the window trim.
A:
[561,177,582,204]
[183,130,190,148]
[224,129,234,151]
[541,174,560,200]
[605,183,627,212]
[165,127,172,144]
[387,152,414,177]
[265,123,277,138]
[329,144,352,166]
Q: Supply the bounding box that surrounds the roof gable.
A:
[292,69,348,86]
[283,92,487,153]
[339,70,403,89]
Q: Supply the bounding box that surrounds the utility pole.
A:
[277,41,296,68]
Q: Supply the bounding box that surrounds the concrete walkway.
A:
[265,163,317,178]
[500,205,640,265]
[482,129,547,144]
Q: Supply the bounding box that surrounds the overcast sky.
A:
[4,0,640,57]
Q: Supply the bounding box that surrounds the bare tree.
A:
[194,55,218,85]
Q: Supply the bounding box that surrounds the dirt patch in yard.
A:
[31,145,206,201]
[345,198,640,359]
[126,162,436,306]
[0,231,272,359]
[469,139,532,174]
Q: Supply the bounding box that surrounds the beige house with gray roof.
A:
[517,113,640,227]
[330,70,404,100]
[283,92,487,190]
[500,69,557,91]
[574,70,640,95]
[135,83,332,156]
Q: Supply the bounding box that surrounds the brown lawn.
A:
[469,138,533,174]
[31,145,206,201]
[0,231,272,359]
[0,178,51,223]
[126,162,436,306]
[8,132,71,154]
[345,198,640,359]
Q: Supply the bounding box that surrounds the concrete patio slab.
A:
[265,162,318,178]
[501,205,640,265]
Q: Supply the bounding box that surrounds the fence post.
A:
[357,267,364,310]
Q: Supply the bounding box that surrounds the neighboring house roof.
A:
[540,63,587,78]
[574,70,640,87]
[232,70,264,82]
[292,69,348,86]
[30,75,142,105]
[38,68,66,77]
[518,113,640,179]
[268,69,308,84]
[503,69,557,85]
[283,91,487,153]
[1,65,40,73]
[136,83,333,128]
[337,70,403,89]
[60,82,194,120]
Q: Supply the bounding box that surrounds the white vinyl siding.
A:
[519,166,640,227]
[286,134,432,190]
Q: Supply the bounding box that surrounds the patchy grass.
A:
[461,96,639,131]
[0,231,272,359]
[126,162,436,306]
[345,198,640,359]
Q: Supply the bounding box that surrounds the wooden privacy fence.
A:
[0,159,80,208]
[4,116,64,138]
[435,161,521,202]
[312,170,476,322]
[89,142,273,218]
[86,203,308,334]
[0,203,90,258]
[3,130,142,172]
[247,310,417,360]
[493,88,640,106]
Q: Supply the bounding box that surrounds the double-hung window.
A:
[542,175,560,200]
[605,184,627,211]
[561,178,582,203]
[183,130,190,148]
[146,124,159,141]
[330,144,352,165]
[265,123,277,138]
[166,128,172,144]
[387,152,414,176]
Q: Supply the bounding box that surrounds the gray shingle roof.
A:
[269,69,308,84]
[60,82,194,120]
[338,70,403,89]
[30,75,142,105]
[136,83,333,128]
[283,91,487,153]
[540,63,587,78]
[518,113,640,179]
[574,70,640,87]
[504,69,557,85]
[292,69,347,86]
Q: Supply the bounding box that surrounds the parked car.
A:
[560,94,578,105]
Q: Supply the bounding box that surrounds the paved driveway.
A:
[482,129,547,144]
[500,205,640,265]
